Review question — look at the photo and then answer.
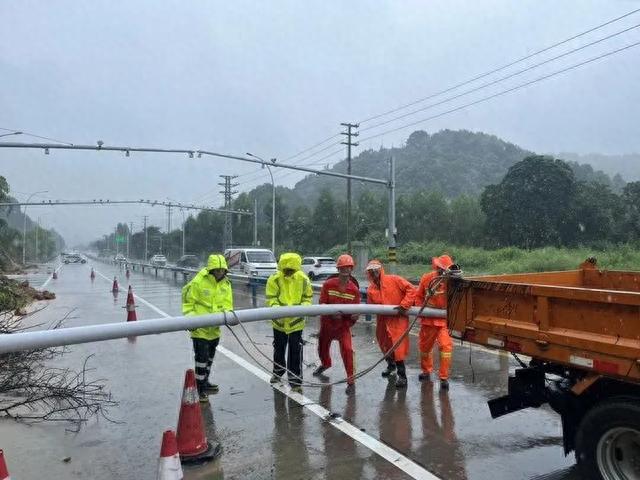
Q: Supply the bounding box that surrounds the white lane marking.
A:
[94,266,440,480]
[93,269,170,318]
[41,263,63,289]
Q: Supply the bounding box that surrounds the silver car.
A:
[301,256,338,280]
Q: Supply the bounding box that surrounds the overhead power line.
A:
[359,22,640,134]
[358,40,640,144]
[0,127,74,145]
[357,6,640,125]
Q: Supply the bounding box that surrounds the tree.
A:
[481,156,577,248]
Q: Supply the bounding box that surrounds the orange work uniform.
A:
[415,257,453,380]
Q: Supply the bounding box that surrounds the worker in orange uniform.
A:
[313,254,361,394]
[415,254,454,390]
[365,260,415,388]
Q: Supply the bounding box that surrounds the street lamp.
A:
[22,190,47,265]
[0,131,23,139]
[246,153,276,254]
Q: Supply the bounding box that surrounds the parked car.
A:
[64,253,86,264]
[301,256,337,280]
[114,253,127,263]
[150,254,167,267]
[224,248,277,277]
[176,254,200,269]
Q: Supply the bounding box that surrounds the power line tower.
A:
[341,122,359,254]
[219,175,239,250]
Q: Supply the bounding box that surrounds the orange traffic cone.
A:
[157,430,183,480]
[112,277,119,293]
[90,268,96,281]
[0,449,10,480]
[125,286,137,322]
[176,369,220,463]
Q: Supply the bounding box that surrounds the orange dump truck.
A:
[447,258,640,480]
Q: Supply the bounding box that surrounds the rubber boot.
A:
[381,359,396,378]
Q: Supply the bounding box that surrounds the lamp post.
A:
[22,190,47,265]
[0,131,22,139]
[246,153,276,254]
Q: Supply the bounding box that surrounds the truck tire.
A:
[575,398,640,480]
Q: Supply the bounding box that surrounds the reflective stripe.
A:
[195,362,208,368]
[440,352,452,358]
[289,317,304,327]
[328,289,356,300]
[183,387,199,404]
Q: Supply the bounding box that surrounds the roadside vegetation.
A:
[90,130,640,278]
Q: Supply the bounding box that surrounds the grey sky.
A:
[1,1,639,244]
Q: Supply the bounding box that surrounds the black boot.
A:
[381,360,396,378]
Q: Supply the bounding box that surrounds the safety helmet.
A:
[432,254,454,271]
[336,254,355,268]
[365,259,383,271]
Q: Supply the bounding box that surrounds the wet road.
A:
[1,261,580,479]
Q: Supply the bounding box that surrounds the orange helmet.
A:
[432,254,454,271]
[336,254,355,268]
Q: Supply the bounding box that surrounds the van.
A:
[224,248,277,278]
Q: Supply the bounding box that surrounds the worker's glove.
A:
[394,306,408,316]
[426,287,436,297]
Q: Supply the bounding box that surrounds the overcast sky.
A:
[1,1,639,245]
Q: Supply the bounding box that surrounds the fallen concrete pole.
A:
[0,304,445,354]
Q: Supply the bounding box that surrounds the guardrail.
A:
[85,254,374,320]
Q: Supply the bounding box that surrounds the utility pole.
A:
[341,122,359,254]
[127,222,133,259]
[387,156,397,273]
[35,217,40,264]
[219,175,238,250]
[143,216,149,262]
[180,209,186,256]
[253,198,258,246]
[115,226,119,256]
[167,204,172,234]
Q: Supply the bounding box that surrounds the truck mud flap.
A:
[488,368,548,419]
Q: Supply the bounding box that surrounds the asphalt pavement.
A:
[0,260,580,479]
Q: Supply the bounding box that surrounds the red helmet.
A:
[432,254,454,271]
[336,254,355,268]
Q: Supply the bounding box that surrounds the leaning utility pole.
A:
[341,122,359,254]
[219,175,238,250]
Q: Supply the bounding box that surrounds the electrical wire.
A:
[357,7,640,125]
[358,40,640,145]
[223,274,451,388]
[359,22,640,134]
[0,127,74,145]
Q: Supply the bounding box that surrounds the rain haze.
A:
[1,0,639,245]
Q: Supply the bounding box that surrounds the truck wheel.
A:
[575,399,640,480]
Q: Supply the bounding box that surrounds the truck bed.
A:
[447,260,640,382]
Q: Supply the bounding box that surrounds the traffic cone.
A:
[157,430,183,480]
[0,449,10,480]
[90,268,96,281]
[125,286,137,322]
[176,369,220,463]
[52,271,58,280]
[112,277,119,293]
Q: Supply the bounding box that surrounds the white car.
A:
[114,253,127,263]
[301,256,337,280]
[150,254,167,267]
[224,248,277,277]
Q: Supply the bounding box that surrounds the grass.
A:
[360,242,640,280]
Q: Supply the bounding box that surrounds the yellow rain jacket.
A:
[265,253,313,334]
[182,254,233,340]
